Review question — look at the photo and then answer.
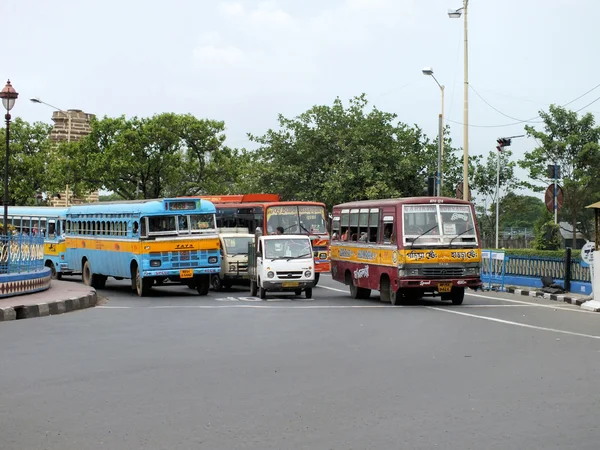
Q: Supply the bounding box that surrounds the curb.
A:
[505,287,588,306]
[0,291,97,322]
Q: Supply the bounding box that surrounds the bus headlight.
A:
[319,252,327,260]
[150,260,161,267]
[304,270,312,278]
[208,256,218,264]
[267,271,275,278]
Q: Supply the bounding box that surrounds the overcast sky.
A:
[5,0,599,199]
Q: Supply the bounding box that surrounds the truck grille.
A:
[276,271,303,279]
[149,250,207,269]
[422,267,464,277]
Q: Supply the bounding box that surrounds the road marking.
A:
[98,304,398,309]
[319,285,349,293]
[427,306,600,340]
[467,292,593,314]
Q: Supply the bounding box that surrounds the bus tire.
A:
[45,261,62,280]
[82,260,93,287]
[450,287,465,305]
[313,273,320,286]
[211,274,222,292]
[135,266,152,297]
[380,277,399,305]
[250,280,258,296]
[95,275,107,290]
[196,275,210,296]
[305,288,312,299]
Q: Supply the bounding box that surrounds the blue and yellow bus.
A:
[64,198,221,296]
[6,206,70,279]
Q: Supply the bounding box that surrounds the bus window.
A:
[358,209,369,242]
[349,209,359,241]
[368,209,379,243]
[331,216,341,240]
[383,220,394,244]
[178,216,189,232]
[148,216,176,233]
[48,221,56,239]
[140,218,147,237]
[190,214,215,232]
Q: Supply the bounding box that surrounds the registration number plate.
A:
[437,282,452,293]
[180,269,194,279]
[282,281,299,288]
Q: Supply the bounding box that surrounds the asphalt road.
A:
[1,274,600,449]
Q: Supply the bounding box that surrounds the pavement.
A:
[0,279,97,322]
[0,275,595,323]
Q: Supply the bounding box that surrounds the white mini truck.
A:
[248,230,315,300]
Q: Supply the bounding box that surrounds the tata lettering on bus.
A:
[329,197,482,305]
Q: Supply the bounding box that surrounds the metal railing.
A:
[0,234,45,274]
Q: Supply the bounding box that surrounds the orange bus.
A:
[195,195,331,284]
[329,197,482,305]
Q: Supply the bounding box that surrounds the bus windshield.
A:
[403,204,476,238]
[147,214,216,236]
[266,205,327,235]
[222,236,253,255]
[264,238,313,259]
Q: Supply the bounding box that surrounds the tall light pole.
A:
[422,67,445,196]
[0,80,19,236]
[30,97,72,206]
[449,0,469,201]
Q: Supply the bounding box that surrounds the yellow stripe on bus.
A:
[45,242,67,256]
[330,245,481,266]
[65,237,220,254]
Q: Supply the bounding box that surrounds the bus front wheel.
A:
[450,287,465,305]
[197,275,210,296]
[45,261,62,280]
[380,277,399,305]
[135,266,152,297]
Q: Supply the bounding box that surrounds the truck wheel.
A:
[211,275,222,291]
[305,288,312,299]
[313,273,320,286]
[450,287,465,305]
[259,284,267,300]
[250,280,258,296]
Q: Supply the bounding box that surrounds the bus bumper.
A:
[314,260,331,273]
[142,267,221,277]
[399,277,482,290]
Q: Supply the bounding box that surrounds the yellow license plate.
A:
[180,269,194,279]
[282,281,299,288]
[438,282,452,293]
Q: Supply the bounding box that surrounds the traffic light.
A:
[546,164,561,179]
[496,137,512,152]
[427,175,435,196]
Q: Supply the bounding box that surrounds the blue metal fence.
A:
[0,233,45,274]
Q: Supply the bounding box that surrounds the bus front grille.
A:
[149,250,208,269]
[422,267,464,277]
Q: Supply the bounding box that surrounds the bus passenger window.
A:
[133,221,139,235]
[383,223,394,243]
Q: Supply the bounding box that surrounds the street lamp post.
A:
[422,67,445,197]
[0,80,19,235]
[448,0,469,201]
[30,98,72,206]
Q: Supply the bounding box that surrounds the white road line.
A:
[467,292,594,314]
[97,304,397,309]
[319,285,349,293]
[427,306,600,340]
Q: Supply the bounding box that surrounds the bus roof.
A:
[66,198,216,215]
[7,206,69,217]
[212,201,326,209]
[333,197,473,209]
[197,194,281,203]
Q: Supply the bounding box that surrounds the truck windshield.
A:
[223,236,253,255]
[264,238,312,259]
[265,205,327,235]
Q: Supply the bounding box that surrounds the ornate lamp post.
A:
[0,80,19,235]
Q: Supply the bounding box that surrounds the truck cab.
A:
[211,228,254,291]
[248,229,315,300]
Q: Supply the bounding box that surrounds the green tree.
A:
[247,94,450,208]
[521,105,600,248]
[533,209,561,250]
[0,119,54,205]
[54,113,245,199]
[470,149,523,241]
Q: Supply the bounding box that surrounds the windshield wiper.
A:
[409,225,439,250]
[286,252,312,261]
[449,227,475,246]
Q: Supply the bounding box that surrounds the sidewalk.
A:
[0,280,97,322]
[500,285,591,307]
